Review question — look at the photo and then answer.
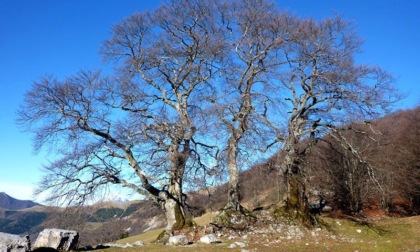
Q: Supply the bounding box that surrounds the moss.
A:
[184,217,197,228]
[154,201,193,244]
[288,176,299,206]
[271,202,313,227]
[172,202,186,231]
[213,204,256,230]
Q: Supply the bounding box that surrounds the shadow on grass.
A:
[344,215,391,236]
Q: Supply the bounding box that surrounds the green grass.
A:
[106,215,419,252]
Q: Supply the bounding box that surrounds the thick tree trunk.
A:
[283,154,310,224]
[159,189,185,234]
[281,130,312,225]
[227,137,241,211]
[161,141,189,234]
[213,135,256,230]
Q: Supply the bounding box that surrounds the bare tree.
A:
[269,16,399,224]
[318,128,379,214]
[307,108,420,215]
[17,0,402,231]
[18,0,224,238]
[212,0,289,213]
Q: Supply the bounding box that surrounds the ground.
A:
[100,210,419,252]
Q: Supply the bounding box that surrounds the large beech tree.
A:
[213,0,289,212]
[18,0,224,237]
[270,16,398,224]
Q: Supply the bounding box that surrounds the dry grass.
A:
[115,212,216,245]
[104,215,419,252]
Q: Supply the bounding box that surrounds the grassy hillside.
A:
[108,215,419,252]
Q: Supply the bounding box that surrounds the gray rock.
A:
[228,243,237,248]
[322,205,332,212]
[0,232,31,252]
[103,243,128,248]
[200,234,218,244]
[228,241,247,249]
[308,195,327,214]
[133,241,144,246]
[234,241,247,248]
[33,229,78,251]
[168,235,188,245]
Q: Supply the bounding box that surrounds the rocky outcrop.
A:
[33,229,78,251]
[0,232,31,252]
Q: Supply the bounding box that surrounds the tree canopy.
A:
[18,0,399,233]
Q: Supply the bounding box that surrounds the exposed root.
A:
[211,204,256,231]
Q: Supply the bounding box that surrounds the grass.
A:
[116,228,165,244]
[103,214,419,252]
[115,212,216,244]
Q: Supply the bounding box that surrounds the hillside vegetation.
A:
[187,107,420,217]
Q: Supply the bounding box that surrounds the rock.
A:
[133,241,144,246]
[168,235,188,246]
[0,232,31,252]
[104,242,144,248]
[229,241,247,248]
[322,205,332,212]
[234,241,247,248]
[308,195,327,214]
[33,229,78,251]
[199,234,218,244]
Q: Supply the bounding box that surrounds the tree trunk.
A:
[282,134,311,225]
[283,156,309,224]
[227,136,241,211]
[161,141,189,234]
[159,189,185,235]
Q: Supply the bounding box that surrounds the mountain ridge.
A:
[0,192,41,210]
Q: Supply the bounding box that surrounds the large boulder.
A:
[0,232,31,252]
[33,229,78,251]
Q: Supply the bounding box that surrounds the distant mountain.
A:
[102,193,130,204]
[0,192,41,210]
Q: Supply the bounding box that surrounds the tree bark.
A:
[227,136,240,211]
[160,140,190,234]
[281,125,311,225]
[283,151,309,224]
[159,190,185,234]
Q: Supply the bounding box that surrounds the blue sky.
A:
[0,0,418,201]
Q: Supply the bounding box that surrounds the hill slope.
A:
[0,192,41,210]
